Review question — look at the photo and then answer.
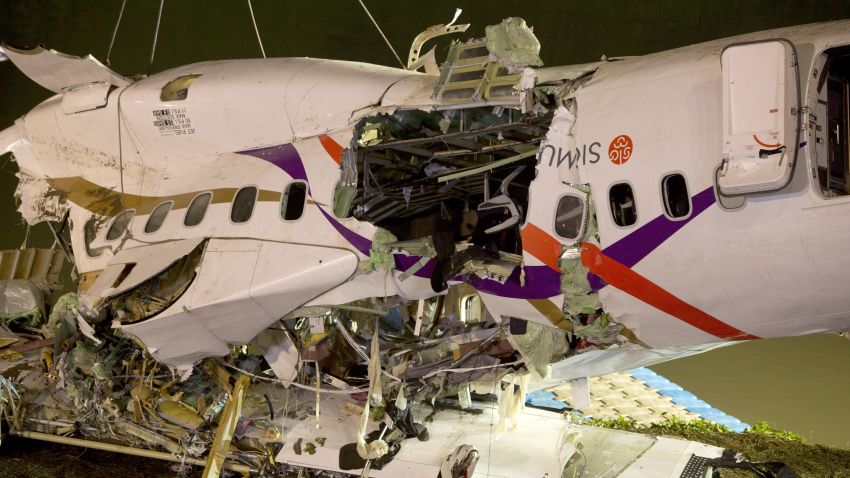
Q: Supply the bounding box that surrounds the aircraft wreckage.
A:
[0,14,843,476]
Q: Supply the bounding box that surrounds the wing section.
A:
[2,44,131,94]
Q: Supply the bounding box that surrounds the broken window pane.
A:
[84,218,102,257]
[106,210,135,240]
[145,201,172,233]
[185,192,212,227]
[662,174,691,219]
[609,183,637,227]
[160,74,201,101]
[281,181,307,221]
[231,186,257,223]
[554,195,585,240]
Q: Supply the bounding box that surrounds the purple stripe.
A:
[238,143,373,256]
[394,254,436,278]
[317,206,372,256]
[394,254,559,299]
[602,186,716,268]
[471,265,561,299]
[239,144,308,181]
[588,186,717,291]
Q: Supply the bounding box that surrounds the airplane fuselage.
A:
[3,20,850,372]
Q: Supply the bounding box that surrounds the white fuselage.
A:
[4,20,850,370]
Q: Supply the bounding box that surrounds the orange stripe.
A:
[581,242,759,340]
[521,223,561,271]
[319,134,343,165]
[752,134,781,149]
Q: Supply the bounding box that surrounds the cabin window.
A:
[160,74,202,101]
[145,201,172,233]
[281,181,307,221]
[106,210,135,240]
[84,218,103,257]
[185,192,212,227]
[609,183,637,227]
[231,186,257,223]
[554,194,585,241]
[661,173,691,219]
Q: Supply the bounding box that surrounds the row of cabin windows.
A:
[609,173,691,227]
[102,182,308,243]
[553,173,692,241]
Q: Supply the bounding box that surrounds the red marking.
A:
[753,134,781,149]
[521,223,561,271]
[580,242,759,340]
[769,108,779,113]
[608,135,633,165]
[319,134,343,165]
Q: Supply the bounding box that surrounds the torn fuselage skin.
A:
[6,16,845,476]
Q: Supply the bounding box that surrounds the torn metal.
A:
[0,14,784,478]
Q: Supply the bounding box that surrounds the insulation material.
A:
[560,184,601,319]
[497,373,528,434]
[367,229,399,272]
[14,172,69,224]
[357,325,388,460]
[575,313,623,345]
[367,327,383,405]
[509,320,567,380]
[0,280,46,326]
[484,18,543,71]
[40,292,79,339]
[561,258,602,316]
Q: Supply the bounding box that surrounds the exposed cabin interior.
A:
[817,46,850,196]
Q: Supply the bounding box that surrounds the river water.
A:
[1,0,849,448]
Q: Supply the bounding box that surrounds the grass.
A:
[586,416,850,478]
[0,437,185,478]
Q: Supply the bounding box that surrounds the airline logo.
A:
[609,135,633,165]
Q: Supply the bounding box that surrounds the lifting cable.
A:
[356,0,405,69]
[148,0,165,75]
[105,0,127,65]
[247,0,266,58]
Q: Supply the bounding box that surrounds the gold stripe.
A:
[45,177,310,217]
[527,298,573,331]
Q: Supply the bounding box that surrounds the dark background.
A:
[1,0,849,447]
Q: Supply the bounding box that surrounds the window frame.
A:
[144,200,174,234]
[608,181,639,229]
[84,217,104,257]
[230,185,259,224]
[184,191,213,228]
[280,180,308,222]
[552,192,587,243]
[106,209,136,241]
[660,172,693,221]
[459,293,482,324]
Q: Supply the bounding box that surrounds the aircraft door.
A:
[717,39,801,196]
